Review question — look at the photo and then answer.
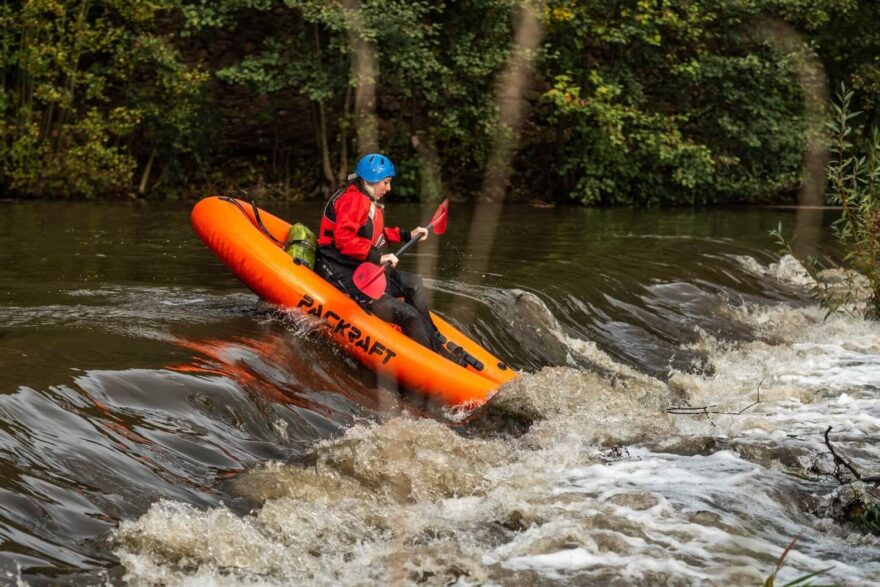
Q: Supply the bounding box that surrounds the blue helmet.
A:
[355,153,396,183]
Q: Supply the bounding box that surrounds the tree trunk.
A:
[317,100,335,187]
[338,84,352,184]
[54,0,90,148]
[342,0,378,154]
[312,23,336,188]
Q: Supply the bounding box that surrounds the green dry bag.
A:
[284,223,317,269]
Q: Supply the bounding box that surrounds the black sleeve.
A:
[399,230,412,243]
[367,247,382,264]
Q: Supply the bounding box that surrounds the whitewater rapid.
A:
[109,256,880,586]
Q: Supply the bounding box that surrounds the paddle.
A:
[353,199,449,300]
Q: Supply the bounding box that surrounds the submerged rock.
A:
[822,480,880,537]
[465,366,671,443]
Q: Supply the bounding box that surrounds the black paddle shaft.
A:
[356,226,429,293]
[389,217,439,261]
[355,203,448,297]
[392,231,423,259]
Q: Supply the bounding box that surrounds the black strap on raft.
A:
[438,334,485,371]
[284,237,316,251]
[287,238,315,249]
[219,191,284,247]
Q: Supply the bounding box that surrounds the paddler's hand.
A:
[411,226,429,242]
[380,253,399,268]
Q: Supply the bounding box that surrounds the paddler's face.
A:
[374,177,392,200]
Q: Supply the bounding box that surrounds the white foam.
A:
[733,254,815,287]
[483,449,876,584]
[113,286,880,586]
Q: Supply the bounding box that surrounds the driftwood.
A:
[665,378,764,427]
[663,382,880,488]
[823,426,880,486]
[821,427,880,539]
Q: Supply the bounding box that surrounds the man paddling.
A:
[315,153,463,365]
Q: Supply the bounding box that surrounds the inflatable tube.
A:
[191,196,517,406]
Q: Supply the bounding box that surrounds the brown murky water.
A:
[1,200,878,585]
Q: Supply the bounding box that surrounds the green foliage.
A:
[418,0,518,185]
[528,0,809,205]
[537,71,716,205]
[769,86,880,320]
[861,501,880,535]
[0,0,213,198]
[801,1,880,119]
[835,487,880,537]
[825,85,880,317]
[204,0,519,193]
[0,0,879,203]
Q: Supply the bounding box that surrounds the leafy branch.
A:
[824,85,880,318]
[769,85,880,319]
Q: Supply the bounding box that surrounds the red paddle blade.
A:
[430,199,449,235]
[353,262,387,300]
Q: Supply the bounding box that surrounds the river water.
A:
[0,200,878,585]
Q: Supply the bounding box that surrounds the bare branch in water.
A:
[666,377,764,419]
[824,426,863,483]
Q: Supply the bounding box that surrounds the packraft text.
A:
[297,295,397,365]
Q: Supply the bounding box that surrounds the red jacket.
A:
[317,182,409,265]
